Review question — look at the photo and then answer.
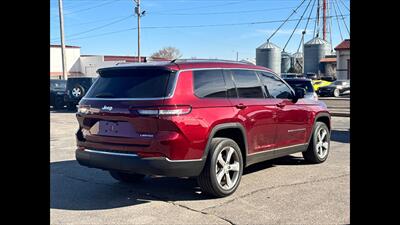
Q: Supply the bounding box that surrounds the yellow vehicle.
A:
[312,79,332,91]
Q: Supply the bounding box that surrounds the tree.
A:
[151,47,182,60]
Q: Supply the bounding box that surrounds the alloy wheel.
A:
[72,87,82,97]
[215,146,240,190]
[316,127,329,158]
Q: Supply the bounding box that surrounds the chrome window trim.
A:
[81,68,275,101]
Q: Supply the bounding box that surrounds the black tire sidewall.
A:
[208,139,243,196]
[311,122,330,162]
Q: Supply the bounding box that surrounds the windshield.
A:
[285,80,314,93]
[85,68,176,99]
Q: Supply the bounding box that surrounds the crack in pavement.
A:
[52,170,348,225]
[202,173,350,212]
[53,171,235,224]
[168,201,236,225]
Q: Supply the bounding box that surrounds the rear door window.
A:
[193,70,227,98]
[230,70,264,98]
[258,72,293,99]
[85,68,176,98]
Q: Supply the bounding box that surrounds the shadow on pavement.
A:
[51,160,208,211]
[331,129,350,143]
[51,158,289,211]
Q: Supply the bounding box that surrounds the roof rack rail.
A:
[170,58,254,65]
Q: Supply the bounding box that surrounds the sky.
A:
[50,0,350,60]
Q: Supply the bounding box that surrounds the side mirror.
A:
[291,87,305,103]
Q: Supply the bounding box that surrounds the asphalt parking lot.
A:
[50,112,349,225]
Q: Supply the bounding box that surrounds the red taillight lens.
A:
[134,105,192,116]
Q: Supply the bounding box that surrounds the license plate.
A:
[96,121,135,138]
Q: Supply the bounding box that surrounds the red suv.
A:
[75,60,331,197]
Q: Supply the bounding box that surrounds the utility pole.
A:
[323,0,327,41]
[58,0,67,80]
[316,0,320,38]
[236,52,239,61]
[134,0,145,62]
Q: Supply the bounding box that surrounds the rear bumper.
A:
[76,149,205,177]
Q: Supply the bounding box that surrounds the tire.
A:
[333,89,340,97]
[197,138,243,197]
[302,122,330,163]
[109,171,146,183]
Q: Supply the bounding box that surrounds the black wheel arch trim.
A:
[201,122,248,161]
[308,112,331,143]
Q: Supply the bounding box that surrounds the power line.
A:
[338,0,350,12]
[267,0,307,42]
[51,0,122,18]
[283,0,313,51]
[334,0,350,35]
[51,14,133,41]
[331,0,343,40]
[151,5,309,15]
[51,14,348,42]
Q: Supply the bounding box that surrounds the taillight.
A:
[77,105,90,114]
[134,105,192,116]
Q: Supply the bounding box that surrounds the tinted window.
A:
[231,70,264,98]
[223,71,238,98]
[259,72,293,99]
[193,70,226,98]
[284,79,314,93]
[50,80,66,89]
[86,68,175,98]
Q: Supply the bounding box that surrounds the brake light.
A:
[135,105,192,116]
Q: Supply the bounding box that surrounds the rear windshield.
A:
[285,80,314,92]
[85,68,176,98]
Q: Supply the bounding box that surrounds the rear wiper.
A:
[95,93,115,98]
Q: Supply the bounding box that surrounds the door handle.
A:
[235,103,247,109]
[276,103,285,108]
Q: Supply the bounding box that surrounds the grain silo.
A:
[256,41,281,74]
[281,51,291,73]
[303,37,331,74]
[291,51,303,73]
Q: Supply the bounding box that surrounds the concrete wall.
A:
[50,46,81,77]
[336,49,350,80]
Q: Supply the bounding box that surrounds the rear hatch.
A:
[76,66,177,149]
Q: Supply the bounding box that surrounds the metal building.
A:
[256,41,281,74]
[281,51,291,73]
[303,37,331,74]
